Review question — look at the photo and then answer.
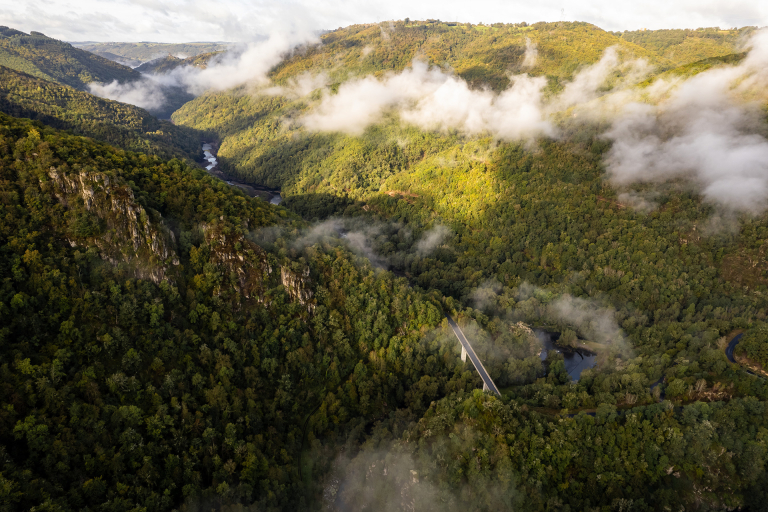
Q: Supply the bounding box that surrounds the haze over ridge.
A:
[1,0,765,42]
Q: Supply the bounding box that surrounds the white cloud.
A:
[521,38,537,68]
[402,72,553,139]
[301,60,554,139]
[88,29,318,111]
[301,61,449,134]
[1,0,766,43]
[88,78,168,111]
[299,46,648,140]
[263,72,330,99]
[603,30,768,213]
[547,46,620,112]
[415,225,450,257]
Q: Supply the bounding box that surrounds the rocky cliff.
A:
[280,265,315,313]
[203,222,271,301]
[43,165,179,282]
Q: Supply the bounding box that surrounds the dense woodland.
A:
[0,27,140,90]
[267,21,666,93]
[0,66,202,161]
[135,52,222,75]
[620,27,755,65]
[1,19,768,511]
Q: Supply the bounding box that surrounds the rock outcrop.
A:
[280,266,315,313]
[203,223,271,301]
[44,166,179,282]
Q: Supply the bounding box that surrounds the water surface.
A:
[535,329,596,381]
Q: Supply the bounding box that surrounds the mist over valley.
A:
[2,6,768,511]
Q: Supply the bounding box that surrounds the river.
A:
[535,329,597,381]
[202,142,282,205]
[725,332,766,380]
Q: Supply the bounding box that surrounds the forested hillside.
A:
[4,104,768,511]
[267,20,664,91]
[134,52,222,74]
[620,26,755,66]
[0,113,476,510]
[0,66,202,160]
[170,24,768,508]
[0,27,140,90]
[4,17,768,511]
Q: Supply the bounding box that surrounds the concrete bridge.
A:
[445,315,501,396]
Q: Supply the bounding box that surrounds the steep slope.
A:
[270,20,666,91]
[0,66,202,160]
[620,26,755,66]
[633,52,748,89]
[171,20,768,440]
[5,17,768,507]
[0,27,141,90]
[173,20,667,139]
[4,112,768,511]
[170,20,670,168]
[0,112,465,510]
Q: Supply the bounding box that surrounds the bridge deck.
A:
[446,316,501,396]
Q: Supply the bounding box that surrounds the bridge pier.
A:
[446,314,501,396]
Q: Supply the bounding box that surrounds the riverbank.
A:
[534,329,597,381]
[724,331,767,380]
[201,141,282,205]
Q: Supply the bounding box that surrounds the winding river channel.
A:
[725,332,766,380]
[202,143,282,205]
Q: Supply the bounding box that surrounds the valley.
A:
[202,141,283,204]
[1,15,768,512]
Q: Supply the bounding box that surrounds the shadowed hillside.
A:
[4,18,768,512]
[0,66,204,161]
[0,27,140,90]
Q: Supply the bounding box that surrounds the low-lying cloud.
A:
[300,59,555,139]
[548,294,626,347]
[89,29,318,112]
[604,29,768,214]
[521,38,537,68]
[324,445,519,512]
[291,218,449,270]
[513,283,631,354]
[88,78,169,111]
[263,71,330,99]
[299,44,655,141]
[414,224,450,257]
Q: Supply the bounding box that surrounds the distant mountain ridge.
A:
[0,27,140,90]
[619,26,755,66]
[0,65,204,161]
[72,41,232,65]
[134,51,223,74]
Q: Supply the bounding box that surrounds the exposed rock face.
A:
[203,223,271,300]
[44,166,179,283]
[280,266,315,313]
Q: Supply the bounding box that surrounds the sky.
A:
[1,0,766,43]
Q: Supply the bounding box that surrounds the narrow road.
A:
[445,315,501,396]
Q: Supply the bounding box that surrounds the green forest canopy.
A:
[0,65,203,161]
[2,18,768,511]
[0,27,140,90]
